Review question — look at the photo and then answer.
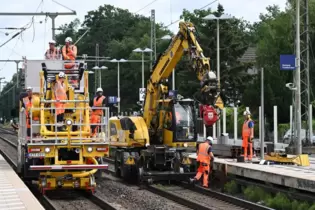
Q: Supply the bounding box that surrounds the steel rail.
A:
[0,131,118,210]
[104,157,268,210]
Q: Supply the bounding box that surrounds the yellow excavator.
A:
[108,22,221,183]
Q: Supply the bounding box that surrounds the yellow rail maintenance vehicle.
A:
[17,59,109,194]
[109,22,221,183]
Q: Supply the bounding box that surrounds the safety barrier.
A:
[20,105,110,145]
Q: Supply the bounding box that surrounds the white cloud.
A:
[0,0,286,83]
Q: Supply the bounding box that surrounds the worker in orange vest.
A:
[54,72,68,131]
[242,110,254,161]
[190,136,214,188]
[90,88,106,136]
[45,40,61,60]
[20,87,34,137]
[62,37,77,69]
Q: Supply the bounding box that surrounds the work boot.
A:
[189,178,197,184]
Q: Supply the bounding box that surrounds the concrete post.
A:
[213,123,216,139]
[234,107,237,143]
[274,106,278,144]
[203,124,206,138]
[290,105,293,133]
[309,104,313,142]
[259,106,262,142]
[223,108,226,133]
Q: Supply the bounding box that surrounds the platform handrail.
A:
[41,99,89,103]
[28,106,110,144]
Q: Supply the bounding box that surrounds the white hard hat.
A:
[26,86,33,91]
[96,87,103,92]
[206,136,213,141]
[243,110,251,116]
[58,72,65,78]
[65,37,72,43]
[49,40,56,44]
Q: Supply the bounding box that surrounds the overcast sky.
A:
[0,0,286,84]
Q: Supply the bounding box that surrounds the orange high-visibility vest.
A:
[197,142,211,164]
[242,120,253,138]
[45,48,61,60]
[93,96,105,116]
[23,96,33,129]
[62,45,77,69]
[54,80,67,100]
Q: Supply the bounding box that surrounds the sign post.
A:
[139,88,146,101]
[280,54,296,70]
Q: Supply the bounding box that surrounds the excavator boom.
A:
[143,22,220,132]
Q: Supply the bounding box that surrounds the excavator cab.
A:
[169,99,197,143]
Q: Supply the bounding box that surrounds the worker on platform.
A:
[45,40,61,60]
[62,37,77,69]
[20,87,34,137]
[190,136,214,188]
[90,88,106,136]
[54,72,68,131]
[242,110,254,161]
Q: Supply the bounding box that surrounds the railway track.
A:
[103,157,272,210]
[0,128,117,210]
[0,127,272,210]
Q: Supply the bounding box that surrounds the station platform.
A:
[189,154,315,194]
[0,155,44,210]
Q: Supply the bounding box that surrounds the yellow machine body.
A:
[18,60,109,194]
[265,153,310,166]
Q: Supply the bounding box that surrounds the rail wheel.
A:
[114,150,121,177]
[95,157,103,179]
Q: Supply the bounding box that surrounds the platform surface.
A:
[189,153,315,193]
[0,154,44,210]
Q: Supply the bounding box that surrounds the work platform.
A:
[0,154,44,210]
[189,154,315,193]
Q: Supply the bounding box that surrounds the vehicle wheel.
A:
[95,157,103,179]
[114,151,121,177]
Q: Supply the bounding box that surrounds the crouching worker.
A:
[190,136,214,188]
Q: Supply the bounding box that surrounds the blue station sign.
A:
[108,96,117,104]
[280,54,296,70]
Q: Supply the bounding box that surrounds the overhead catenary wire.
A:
[0,37,21,72]
[74,0,160,46]
[164,0,218,28]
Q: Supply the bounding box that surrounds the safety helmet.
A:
[26,86,33,92]
[65,37,72,43]
[96,87,103,92]
[58,72,65,78]
[206,136,213,145]
[243,110,251,116]
[49,40,56,44]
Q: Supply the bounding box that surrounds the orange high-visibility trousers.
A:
[242,136,253,160]
[90,114,100,136]
[55,102,65,115]
[194,163,210,187]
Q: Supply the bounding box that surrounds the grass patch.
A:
[223,181,315,210]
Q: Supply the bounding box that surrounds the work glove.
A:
[249,137,254,143]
